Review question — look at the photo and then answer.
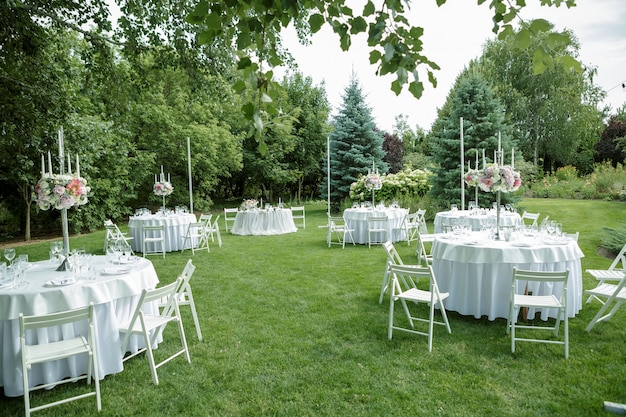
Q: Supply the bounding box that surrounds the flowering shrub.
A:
[34,174,90,210]
[154,181,173,196]
[349,167,433,202]
[465,163,521,193]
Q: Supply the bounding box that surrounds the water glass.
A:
[450,204,458,212]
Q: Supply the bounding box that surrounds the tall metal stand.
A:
[495,191,501,240]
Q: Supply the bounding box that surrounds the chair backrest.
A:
[389,263,441,297]
[143,224,164,236]
[368,216,388,227]
[521,211,540,227]
[20,303,94,336]
[224,208,238,220]
[210,214,221,229]
[512,268,569,299]
[291,206,305,215]
[415,209,429,233]
[122,279,181,352]
[383,241,404,266]
[199,213,213,226]
[328,216,345,230]
[607,243,626,271]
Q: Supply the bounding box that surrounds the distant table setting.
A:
[128,209,197,252]
[434,208,521,233]
[230,207,297,236]
[431,229,584,321]
[343,205,408,244]
[0,254,159,397]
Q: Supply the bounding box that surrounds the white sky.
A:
[280,0,626,132]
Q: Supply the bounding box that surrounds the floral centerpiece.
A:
[465,163,521,193]
[465,163,521,239]
[153,181,173,196]
[364,172,382,190]
[241,198,258,210]
[34,174,90,210]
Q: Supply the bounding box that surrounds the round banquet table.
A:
[431,231,584,321]
[230,208,298,236]
[0,256,159,397]
[343,207,408,244]
[434,209,521,233]
[128,212,197,252]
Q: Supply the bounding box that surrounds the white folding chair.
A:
[142,224,165,258]
[104,219,134,254]
[415,231,436,266]
[367,216,388,248]
[584,256,626,332]
[507,268,570,358]
[290,206,306,228]
[206,214,222,247]
[119,278,190,385]
[224,208,238,232]
[19,303,101,416]
[181,222,209,255]
[521,211,540,227]
[585,243,626,304]
[327,215,355,249]
[161,260,202,341]
[379,241,404,304]
[388,264,451,351]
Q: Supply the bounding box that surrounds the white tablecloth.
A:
[434,210,521,233]
[343,208,408,244]
[0,256,159,397]
[230,209,297,236]
[128,213,197,252]
[431,232,584,321]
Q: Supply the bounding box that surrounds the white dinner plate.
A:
[101,267,131,275]
[511,242,532,247]
[45,277,77,287]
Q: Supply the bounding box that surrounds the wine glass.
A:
[4,248,15,265]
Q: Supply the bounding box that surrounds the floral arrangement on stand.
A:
[465,163,522,193]
[153,180,174,196]
[364,172,382,191]
[241,198,258,210]
[465,162,521,239]
[34,174,90,210]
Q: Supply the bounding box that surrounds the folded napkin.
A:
[46,277,76,286]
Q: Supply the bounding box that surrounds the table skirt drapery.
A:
[230,209,297,236]
[128,213,197,252]
[343,208,408,244]
[431,234,584,321]
[0,257,159,397]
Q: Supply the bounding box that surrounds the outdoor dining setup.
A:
[0,129,202,415]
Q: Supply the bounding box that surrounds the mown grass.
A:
[2,198,626,416]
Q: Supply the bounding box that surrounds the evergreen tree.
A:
[430,73,513,208]
[322,77,386,209]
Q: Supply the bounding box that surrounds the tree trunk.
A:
[21,182,32,241]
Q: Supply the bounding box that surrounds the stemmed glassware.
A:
[4,248,16,265]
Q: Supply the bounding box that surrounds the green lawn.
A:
[2,198,626,416]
